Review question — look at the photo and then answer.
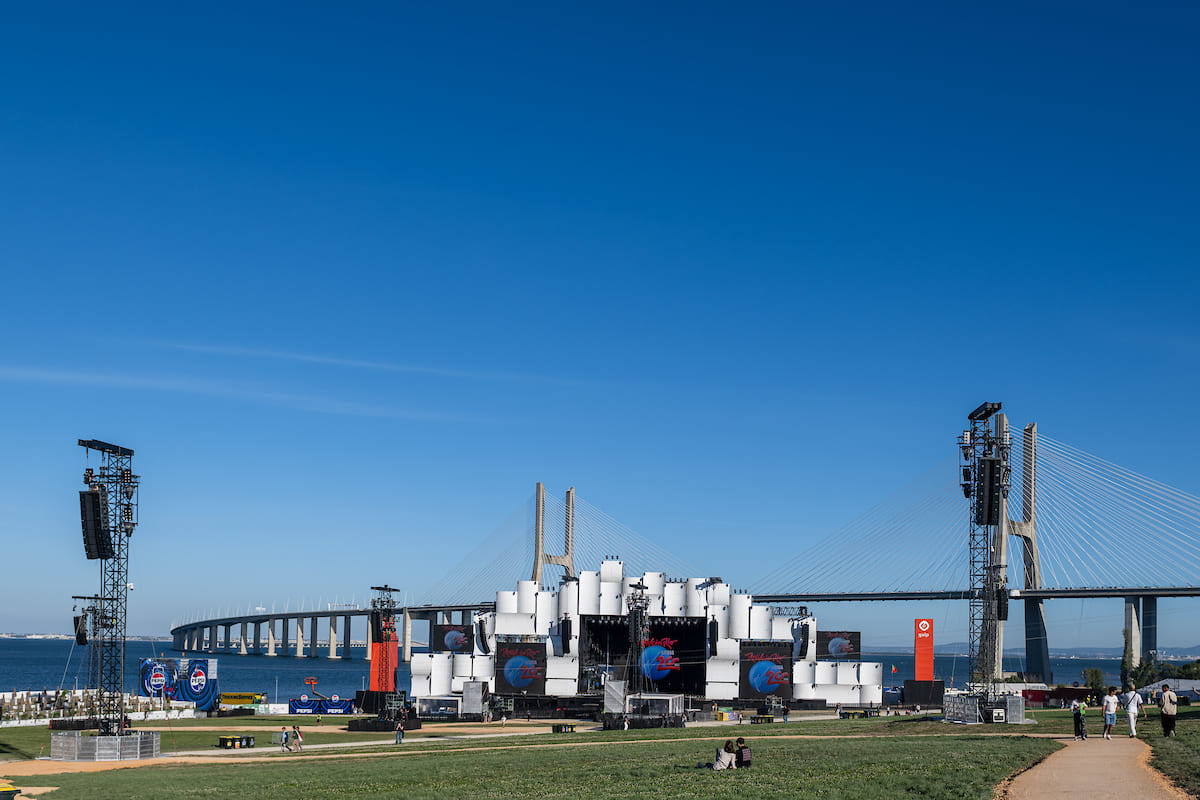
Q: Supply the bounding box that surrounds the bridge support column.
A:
[365,615,372,661]
[1024,599,1052,684]
[208,625,217,654]
[253,622,262,654]
[223,625,232,652]
[266,619,277,657]
[1142,596,1157,663]
[1125,597,1142,669]
[295,618,306,657]
[239,622,249,655]
[282,617,291,656]
[310,617,319,658]
[328,615,338,658]
[342,614,352,659]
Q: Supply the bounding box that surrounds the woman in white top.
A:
[712,740,738,770]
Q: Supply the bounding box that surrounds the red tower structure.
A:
[369,585,400,694]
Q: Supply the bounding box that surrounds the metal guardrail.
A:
[50,730,160,761]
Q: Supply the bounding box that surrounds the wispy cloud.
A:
[165,342,578,385]
[0,365,468,421]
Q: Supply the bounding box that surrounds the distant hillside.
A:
[867,643,1200,660]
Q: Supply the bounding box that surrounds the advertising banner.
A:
[494,642,547,695]
[739,641,792,699]
[431,623,474,654]
[815,630,861,660]
[914,619,934,681]
[137,658,220,711]
[289,698,355,714]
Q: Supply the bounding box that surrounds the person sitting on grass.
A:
[711,740,738,770]
[734,737,751,769]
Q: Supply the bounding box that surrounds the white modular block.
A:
[793,660,816,685]
[410,653,434,677]
[771,617,794,642]
[558,581,579,619]
[708,583,731,606]
[646,593,667,617]
[599,582,622,615]
[472,655,495,679]
[600,559,624,583]
[793,682,819,700]
[546,655,580,680]
[643,572,665,595]
[858,662,883,685]
[451,676,469,693]
[429,667,453,697]
[496,591,519,614]
[622,576,639,597]
[798,620,817,661]
[662,583,686,616]
[545,678,579,696]
[535,592,556,635]
[837,662,859,685]
[705,682,739,700]
[705,657,739,684]
[452,653,474,678]
[685,578,706,616]
[715,637,740,660]
[816,684,859,705]
[494,612,536,636]
[815,661,837,684]
[517,581,538,614]
[477,612,496,637]
[749,605,774,640]
[409,675,431,697]
[578,571,601,615]
[859,684,883,705]
[728,594,752,640]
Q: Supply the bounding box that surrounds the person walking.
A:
[1070,698,1088,740]
[292,725,303,752]
[395,719,404,744]
[1158,683,1178,737]
[1101,687,1120,740]
[1122,686,1146,737]
[280,726,290,752]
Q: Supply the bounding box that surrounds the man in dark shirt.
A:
[735,737,751,769]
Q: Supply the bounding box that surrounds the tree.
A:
[1082,668,1105,693]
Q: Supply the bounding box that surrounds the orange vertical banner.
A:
[914,618,934,681]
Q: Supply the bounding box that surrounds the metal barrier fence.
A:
[50,730,160,761]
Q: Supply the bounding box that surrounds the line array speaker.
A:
[73,615,89,646]
[79,488,114,560]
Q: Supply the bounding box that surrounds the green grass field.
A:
[7,733,1058,800]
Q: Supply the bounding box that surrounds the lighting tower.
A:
[78,439,139,736]
[958,404,1011,694]
[624,581,651,699]
[369,584,400,715]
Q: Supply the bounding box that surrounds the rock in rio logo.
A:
[748,660,789,694]
[189,664,207,693]
[502,655,543,689]
[640,642,681,681]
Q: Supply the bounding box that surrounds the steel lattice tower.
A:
[370,585,400,715]
[79,440,138,736]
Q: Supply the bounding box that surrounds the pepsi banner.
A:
[816,630,861,660]
[494,642,546,695]
[289,698,355,714]
[739,642,791,699]
[137,658,219,711]
[431,624,474,654]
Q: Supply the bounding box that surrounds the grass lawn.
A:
[6,733,1058,800]
[1144,707,1200,797]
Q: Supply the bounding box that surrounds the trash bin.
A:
[243,736,255,748]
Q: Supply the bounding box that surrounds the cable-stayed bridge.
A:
[173,413,1200,683]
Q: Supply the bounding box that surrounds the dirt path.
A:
[999,736,1188,800]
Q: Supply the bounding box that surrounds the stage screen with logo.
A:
[137,658,219,711]
[494,642,547,695]
[816,630,861,660]
[431,624,474,654]
[577,616,705,695]
[740,641,792,699]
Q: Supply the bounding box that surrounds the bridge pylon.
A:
[531,482,576,584]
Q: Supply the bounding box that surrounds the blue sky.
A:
[2,3,1198,653]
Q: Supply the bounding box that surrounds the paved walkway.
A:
[1002,735,1188,800]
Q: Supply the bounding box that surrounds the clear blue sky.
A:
[2,3,1198,653]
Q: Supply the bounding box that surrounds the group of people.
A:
[1072,684,1179,741]
[702,737,752,771]
[278,725,304,752]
